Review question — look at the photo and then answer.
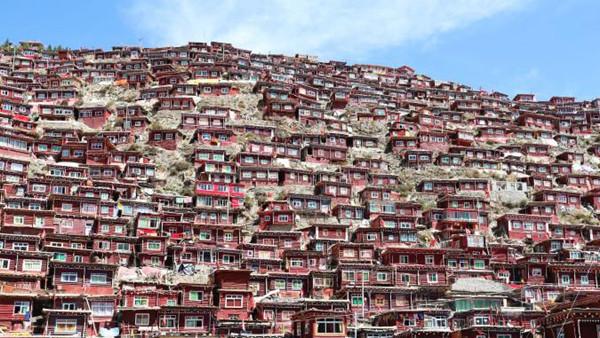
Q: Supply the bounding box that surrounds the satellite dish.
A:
[99,327,120,338]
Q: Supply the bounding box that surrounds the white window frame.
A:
[90,273,108,284]
[135,313,150,326]
[13,300,30,314]
[60,272,78,283]
[224,294,243,308]
[22,259,42,272]
[55,319,78,334]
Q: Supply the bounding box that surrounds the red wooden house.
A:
[531,189,581,211]
[495,214,552,242]
[279,168,314,186]
[161,282,216,335]
[192,127,236,146]
[198,83,238,96]
[77,106,112,129]
[291,310,348,338]
[257,200,295,231]
[380,247,450,289]
[212,269,254,325]
[314,181,351,205]
[119,281,179,336]
[158,96,196,111]
[302,144,347,164]
[147,129,183,150]
[38,104,76,121]
[539,294,600,338]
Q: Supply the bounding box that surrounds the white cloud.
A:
[124,0,524,60]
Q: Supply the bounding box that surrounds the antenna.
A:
[11,45,16,72]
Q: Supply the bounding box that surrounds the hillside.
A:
[0,40,598,337]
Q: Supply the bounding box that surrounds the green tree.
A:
[1,39,11,52]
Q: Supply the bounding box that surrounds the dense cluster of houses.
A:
[0,40,598,338]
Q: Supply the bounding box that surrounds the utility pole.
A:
[362,274,365,319]
[353,311,358,338]
[226,184,231,223]
[11,45,16,72]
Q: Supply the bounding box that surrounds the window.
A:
[377,272,388,282]
[116,243,130,252]
[55,319,78,334]
[147,241,161,250]
[62,303,76,310]
[343,271,356,282]
[400,222,411,229]
[22,259,42,272]
[98,241,110,250]
[274,279,286,290]
[561,274,571,285]
[358,271,369,282]
[291,280,302,290]
[316,319,343,333]
[134,297,149,307]
[343,248,356,257]
[90,273,108,284]
[61,272,78,283]
[185,316,204,328]
[474,316,489,325]
[61,203,73,212]
[91,302,114,317]
[404,317,416,326]
[13,301,30,314]
[13,216,24,225]
[425,255,434,265]
[189,291,203,301]
[473,260,485,270]
[225,295,243,308]
[13,242,28,251]
[581,274,589,285]
[162,315,176,328]
[427,273,438,283]
[53,252,67,262]
[351,295,364,306]
[0,259,9,270]
[424,316,447,328]
[222,255,235,264]
[135,313,150,326]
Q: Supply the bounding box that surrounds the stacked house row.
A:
[0,40,597,338]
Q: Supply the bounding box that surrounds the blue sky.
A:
[3,0,599,100]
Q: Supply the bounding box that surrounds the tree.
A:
[1,39,11,52]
